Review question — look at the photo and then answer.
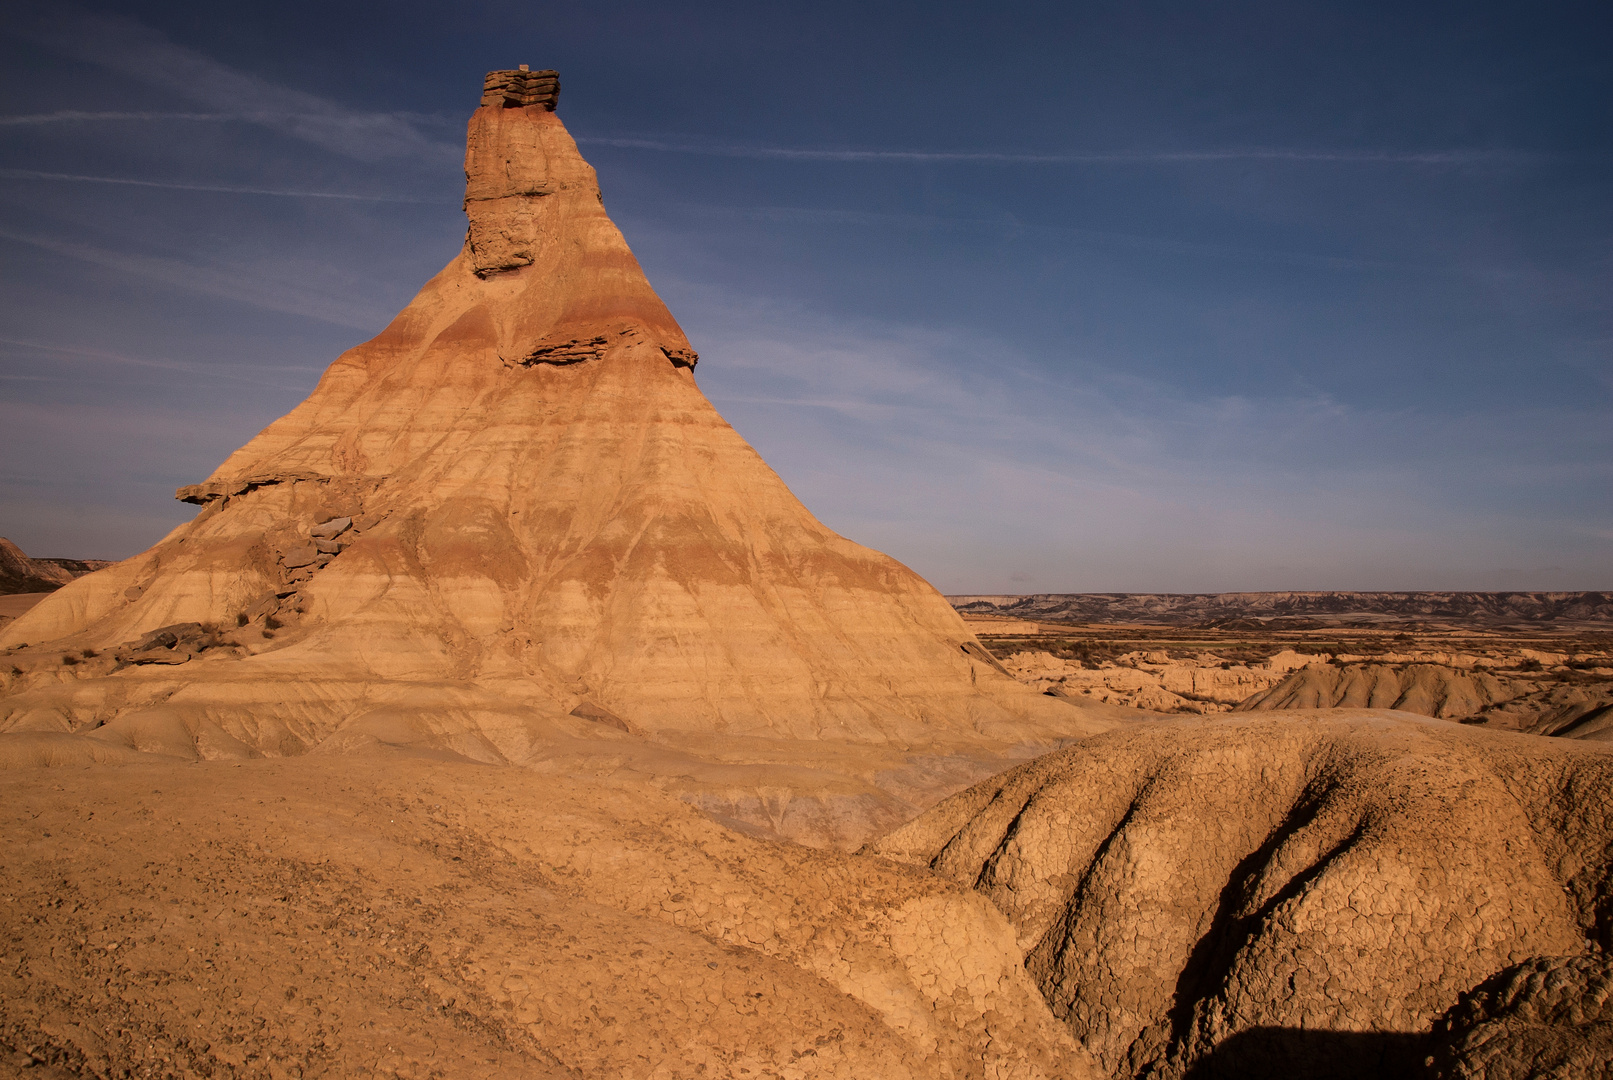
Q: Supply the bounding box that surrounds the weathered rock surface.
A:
[1239,662,1517,718]
[1241,662,1613,742]
[1427,953,1613,1080]
[870,713,1613,1079]
[1003,648,1296,714]
[0,70,1119,847]
[0,757,1092,1080]
[0,537,109,597]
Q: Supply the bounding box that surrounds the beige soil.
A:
[0,755,1088,1080]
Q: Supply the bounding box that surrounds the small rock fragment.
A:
[281,545,320,569]
[310,517,352,540]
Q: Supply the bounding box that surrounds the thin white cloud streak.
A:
[0,168,433,203]
[0,111,226,125]
[0,227,390,331]
[0,336,322,390]
[659,202,1402,272]
[12,6,457,163]
[582,136,1518,166]
[677,287,1613,590]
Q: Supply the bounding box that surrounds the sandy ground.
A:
[0,754,1084,1080]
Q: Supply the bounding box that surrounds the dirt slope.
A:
[871,712,1613,1079]
[0,756,1088,1080]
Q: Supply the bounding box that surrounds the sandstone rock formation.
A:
[1427,954,1613,1080]
[0,70,1116,847]
[1002,648,1301,714]
[871,713,1613,1079]
[1241,661,1613,742]
[0,756,1093,1080]
[0,537,109,597]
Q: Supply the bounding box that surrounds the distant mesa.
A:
[952,591,1613,630]
[0,536,109,597]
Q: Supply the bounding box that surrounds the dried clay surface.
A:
[1427,953,1613,1080]
[0,756,1090,1080]
[871,712,1613,1079]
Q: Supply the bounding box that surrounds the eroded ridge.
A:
[871,712,1613,1079]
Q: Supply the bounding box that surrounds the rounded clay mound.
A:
[871,711,1613,1079]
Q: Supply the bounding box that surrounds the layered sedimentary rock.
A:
[0,537,109,596]
[0,71,1103,844]
[872,713,1613,1079]
[951,591,1613,629]
[1241,661,1613,741]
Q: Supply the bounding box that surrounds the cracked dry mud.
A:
[872,711,1613,1079]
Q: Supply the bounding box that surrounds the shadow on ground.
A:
[1184,1027,1429,1079]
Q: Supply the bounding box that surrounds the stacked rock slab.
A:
[0,70,1097,784]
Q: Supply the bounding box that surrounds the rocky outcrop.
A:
[0,69,1109,847]
[0,538,110,595]
[1238,662,1517,718]
[870,713,1613,1079]
[1428,954,1613,1079]
[1240,661,1613,742]
[1003,648,1296,714]
[481,65,559,110]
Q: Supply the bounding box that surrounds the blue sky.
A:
[1,0,1609,591]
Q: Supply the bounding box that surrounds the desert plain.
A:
[1,69,1610,1080]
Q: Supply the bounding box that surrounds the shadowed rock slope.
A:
[870,712,1613,1079]
[1427,953,1613,1080]
[0,72,1107,845]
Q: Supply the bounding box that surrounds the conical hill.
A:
[0,71,1109,778]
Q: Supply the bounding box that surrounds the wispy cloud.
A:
[581,136,1519,167]
[11,5,457,162]
[0,337,323,390]
[0,167,432,202]
[0,227,391,331]
[0,110,227,125]
[654,202,1400,272]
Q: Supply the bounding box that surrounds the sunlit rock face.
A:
[0,69,1096,781]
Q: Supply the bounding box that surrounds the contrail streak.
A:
[577,137,1511,166]
[0,110,228,124]
[0,168,431,202]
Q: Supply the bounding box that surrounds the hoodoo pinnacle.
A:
[481,65,560,110]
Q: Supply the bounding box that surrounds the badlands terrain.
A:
[958,596,1613,740]
[2,69,1610,1079]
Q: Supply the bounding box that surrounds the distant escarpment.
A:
[0,537,110,596]
[951,592,1613,629]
